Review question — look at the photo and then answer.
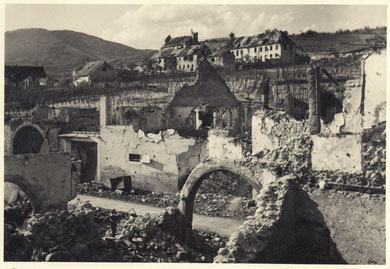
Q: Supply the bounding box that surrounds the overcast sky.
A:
[5,4,387,50]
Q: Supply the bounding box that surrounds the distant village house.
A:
[73,60,117,86]
[231,30,298,64]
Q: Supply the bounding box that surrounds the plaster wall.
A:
[207,129,244,161]
[363,49,386,129]
[4,152,74,210]
[98,125,207,193]
[311,134,362,173]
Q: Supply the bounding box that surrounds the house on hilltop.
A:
[5,65,48,90]
[150,30,211,72]
[231,30,298,64]
[169,58,243,134]
[72,60,117,86]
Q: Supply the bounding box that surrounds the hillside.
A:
[290,27,386,56]
[5,28,155,78]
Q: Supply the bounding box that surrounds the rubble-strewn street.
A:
[5,198,227,262]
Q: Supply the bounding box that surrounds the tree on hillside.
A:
[229,33,235,41]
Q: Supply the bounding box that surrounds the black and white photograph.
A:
[2,2,387,265]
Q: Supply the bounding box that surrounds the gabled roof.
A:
[163,36,192,48]
[151,44,210,60]
[232,30,295,49]
[170,59,240,107]
[203,38,233,54]
[5,65,47,82]
[74,60,105,77]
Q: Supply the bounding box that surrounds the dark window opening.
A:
[13,126,44,155]
[129,154,141,162]
[199,110,214,128]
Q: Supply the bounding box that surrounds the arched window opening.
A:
[13,126,44,155]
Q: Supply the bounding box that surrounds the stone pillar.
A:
[307,66,321,134]
[195,109,201,130]
[99,96,112,127]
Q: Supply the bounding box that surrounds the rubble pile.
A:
[78,170,256,220]
[214,175,298,263]
[4,198,226,262]
[252,110,312,178]
[254,133,312,180]
[195,171,256,218]
[5,199,33,227]
[362,124,386,187]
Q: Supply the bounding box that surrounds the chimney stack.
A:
[86,59,89,69]
[191,30,198,44]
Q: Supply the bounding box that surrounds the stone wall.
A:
[98,125,207,193]
[214,174,298,263]
[213,174,385,264]
[4,152,75,211]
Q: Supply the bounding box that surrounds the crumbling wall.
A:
[252,110,307,155]
[361,123,386,187]
[4,152,75,210]
[115,106,167,132]
[214,175,298,263]
[98,125,207,193]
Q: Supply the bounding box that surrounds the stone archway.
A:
[11,123,49,155]
[178,160,263,243]
[4,175,44,212]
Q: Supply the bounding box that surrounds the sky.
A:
[5,4,387,50]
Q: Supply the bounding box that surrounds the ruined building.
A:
[150,30,212,72]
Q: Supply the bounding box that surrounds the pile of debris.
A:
[4,198,226,262]
[78,171,256,220]
[362,124,386,187]
[255,134,313,178]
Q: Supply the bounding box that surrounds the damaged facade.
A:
[150,30,212,72]
[56,58,246,193]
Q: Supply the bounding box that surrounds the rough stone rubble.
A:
[5,198,226,262]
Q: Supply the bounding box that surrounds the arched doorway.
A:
[12,125,45,155]
[178,162,262,243]
[4,175,43,212]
